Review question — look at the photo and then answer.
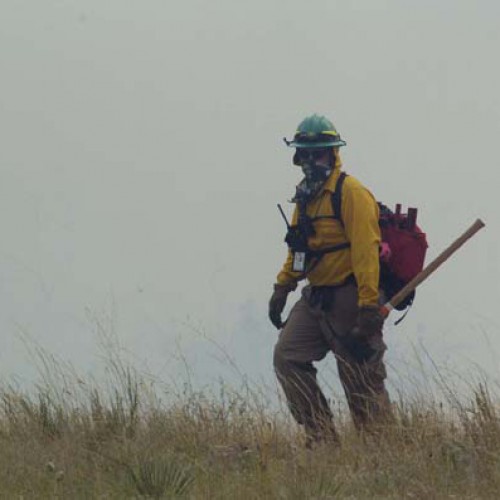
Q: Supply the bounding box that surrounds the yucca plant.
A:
[127,454,195,499]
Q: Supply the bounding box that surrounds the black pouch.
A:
[303,286,337,312]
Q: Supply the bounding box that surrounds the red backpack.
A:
[332,173,428,312]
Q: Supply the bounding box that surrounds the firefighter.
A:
[269,114,392,446]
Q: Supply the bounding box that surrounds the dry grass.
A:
[2,339,500,499]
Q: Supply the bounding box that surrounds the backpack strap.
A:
[308,242,351,258]
[306,172,351,262]
[331,172,348,225]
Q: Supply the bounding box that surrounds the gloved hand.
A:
[268,284,292,329]
[351,305,384,339]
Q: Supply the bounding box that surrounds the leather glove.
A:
[351,305,384,339]
[268,284,292,329]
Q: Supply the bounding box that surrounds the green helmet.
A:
[284,114,346,148]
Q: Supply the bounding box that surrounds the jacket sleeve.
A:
[342,183,381,306]
[276,205,301,289]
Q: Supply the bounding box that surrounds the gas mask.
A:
[295,148,333,178]
[301,162,332,183]
[292,148,334,203]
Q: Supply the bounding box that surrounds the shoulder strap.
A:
[331,172,348,225]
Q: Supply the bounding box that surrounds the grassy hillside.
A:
[1,343,500,498]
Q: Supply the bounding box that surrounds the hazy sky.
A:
[1,1,499,392]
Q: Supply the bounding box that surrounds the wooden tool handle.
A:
[380,218,485,318]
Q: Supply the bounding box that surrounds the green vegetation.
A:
[1,341,500,499]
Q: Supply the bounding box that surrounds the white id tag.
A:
[292,252,306,272]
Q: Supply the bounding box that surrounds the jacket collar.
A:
[322,150,344,193]
[323,167,342,194]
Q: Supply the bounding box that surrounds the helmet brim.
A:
[286,139,347,148]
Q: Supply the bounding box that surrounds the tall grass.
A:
[1,334,500,498]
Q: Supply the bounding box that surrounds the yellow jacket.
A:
[276,157,381,306]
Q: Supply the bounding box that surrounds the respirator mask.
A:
[292,148,333,203]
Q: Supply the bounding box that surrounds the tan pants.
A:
[273,282,391,437]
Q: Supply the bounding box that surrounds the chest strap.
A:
[299,241,351,278]
[308,242,351,258]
